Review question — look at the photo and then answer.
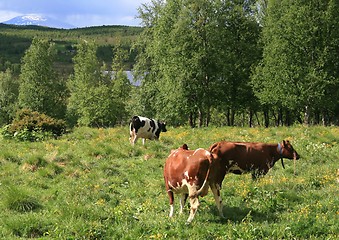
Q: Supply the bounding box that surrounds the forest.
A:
[0,0,338,133]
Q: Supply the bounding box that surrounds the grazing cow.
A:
[163,144,225,224]
[209,140,300,180]
[129,116,167,145]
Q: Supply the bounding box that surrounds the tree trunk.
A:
[322,110,328,126]
[248,109,253,127]
[230,109,235,126]
[198,109,203,128]
[226,108,231,126]
[264,108,269,127]
[285,109,291,126]
[205,107,210,127]
[255,112,261,127]
[278,108,283,126]
[189,112,194,128]
[304,105,310,125]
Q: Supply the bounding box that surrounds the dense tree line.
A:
[133,0,260,127]
[134,0,339,127]
[252,0,339,126]
[0,38,132,128]
[0,0,338,128]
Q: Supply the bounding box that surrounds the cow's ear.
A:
[282,140,286,146]
[211,152,218,160]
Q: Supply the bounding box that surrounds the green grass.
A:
[0,126,338,239]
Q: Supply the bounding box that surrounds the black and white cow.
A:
[129,116,167,145]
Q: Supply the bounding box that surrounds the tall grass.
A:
[0,126,338,239]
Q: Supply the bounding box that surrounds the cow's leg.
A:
[142,138,145,145]
[210,183,224,218]
[251,172,260,180]
[179,193,188,214]
[167,190,175,217]
[131,135,138,145]
[130,132,135,145]
[252,169,267,180]
[186,196,200,224]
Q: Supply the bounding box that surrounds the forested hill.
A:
[0,23,143,74]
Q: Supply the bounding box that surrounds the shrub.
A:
[1,108,66,141]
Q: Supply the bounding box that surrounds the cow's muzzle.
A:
[293,152,300,160]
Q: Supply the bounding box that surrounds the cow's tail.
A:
[196,152,213,196]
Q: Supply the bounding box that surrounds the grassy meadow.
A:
[0,125,338,239]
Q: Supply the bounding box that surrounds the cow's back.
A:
[164,149,190,180]
[210,141,239,160]
[210,141,272,174]
[165,148,204,177]
[164,148,211,193]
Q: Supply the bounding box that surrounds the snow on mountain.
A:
[2,14,75,29]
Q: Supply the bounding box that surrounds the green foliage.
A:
[135,0,261,126]
[67,41,106,126]
[251,0,339,124]
[18,37,67,119]
[111,43,132,124]
[2,108,66,141]
[67,41,131,127]
[0,126,338,239]
[0,69,19,125]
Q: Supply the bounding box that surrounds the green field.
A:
[0,126,338,239]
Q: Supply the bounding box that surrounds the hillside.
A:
[0,24,143,74]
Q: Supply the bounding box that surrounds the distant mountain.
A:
[2,14,75,29]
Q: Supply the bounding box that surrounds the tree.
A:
[111,43,132,124]
[18,37,67,119]
[251,0,339,125]
[215,0,261,126]
[0,69,19,125]
[67,41,120,127]
[135,0,260,127]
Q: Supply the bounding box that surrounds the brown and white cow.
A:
[209,140,300,180]
[163,144,225,224]
[129,116,167,145]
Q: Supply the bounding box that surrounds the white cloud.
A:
[66,11,142,28]
[0,10,22,22]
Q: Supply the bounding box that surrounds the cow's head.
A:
[280,140,300,160]
[181,143,189,150]
[160,122,167,132]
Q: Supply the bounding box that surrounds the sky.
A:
[0,0,151,27]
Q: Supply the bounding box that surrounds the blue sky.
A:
[0,0,151,27]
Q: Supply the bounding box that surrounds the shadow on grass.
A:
[208,205,278,224]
